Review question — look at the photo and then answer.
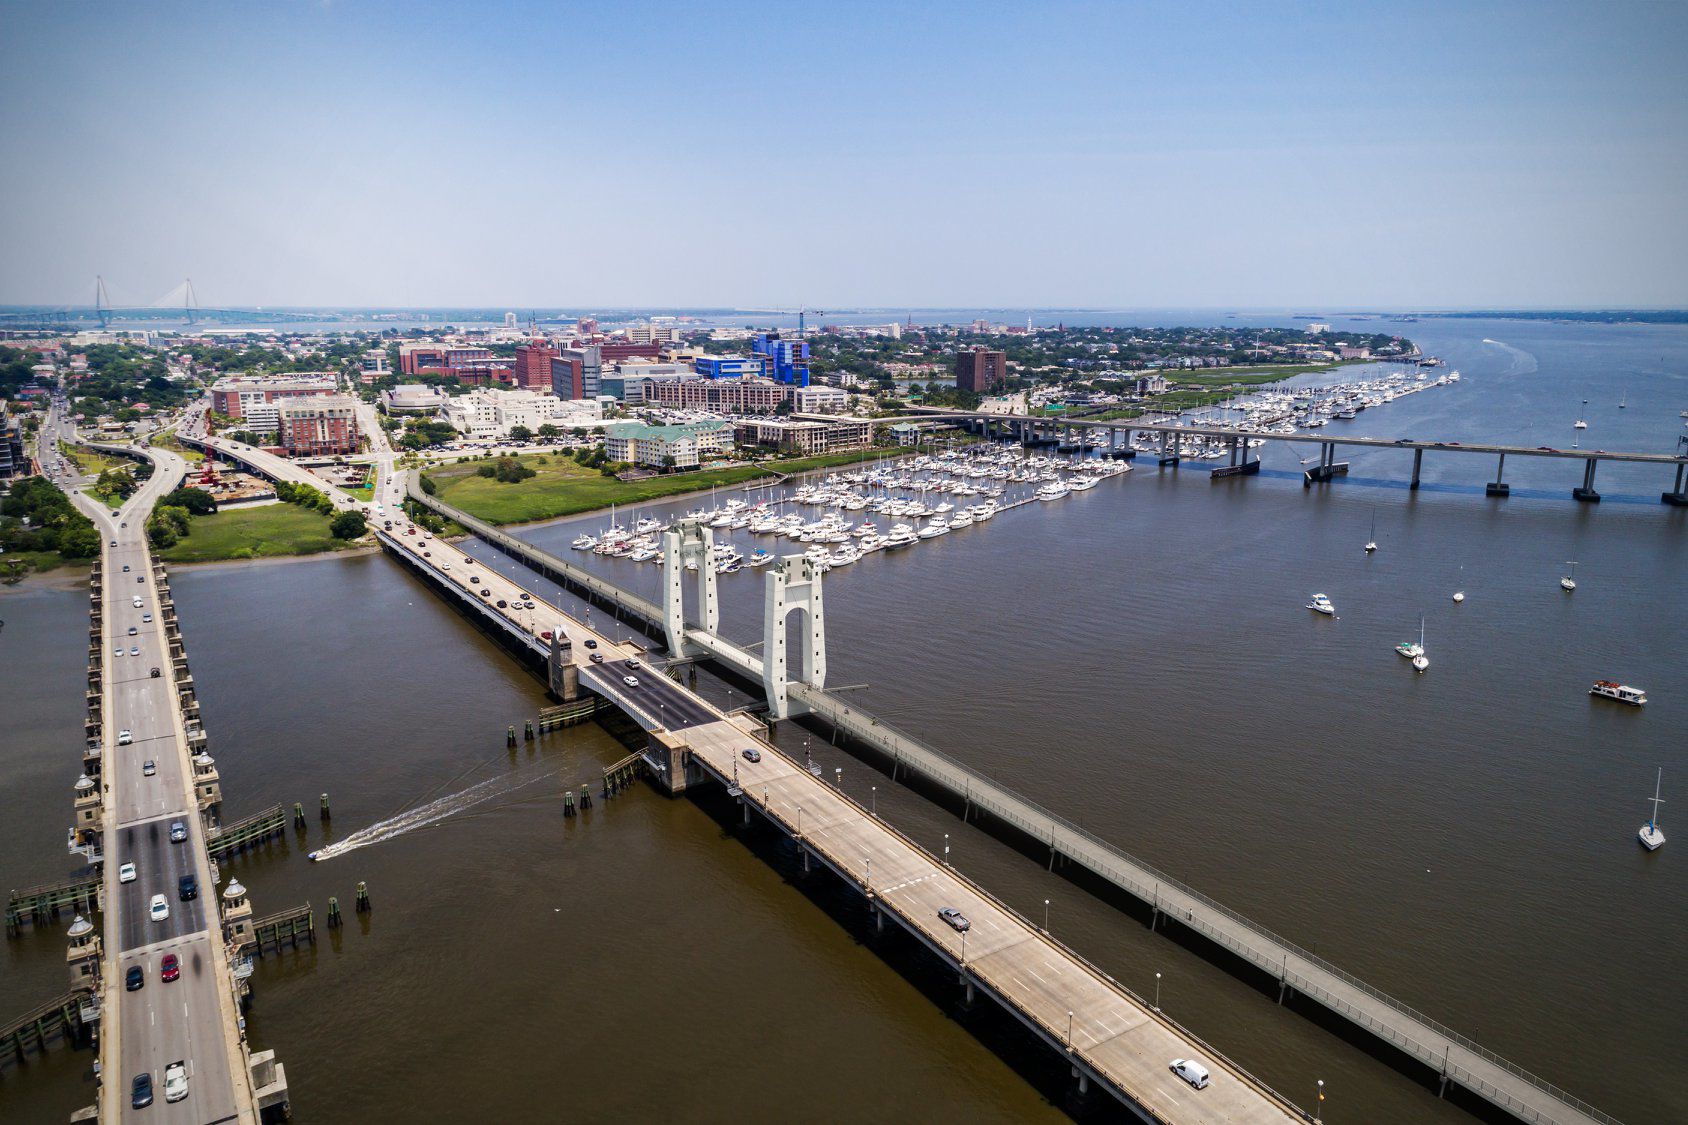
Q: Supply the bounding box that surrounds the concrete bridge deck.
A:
[372,522,1308,1123]
[405,479,1623,1125]
[60,428,264,1123]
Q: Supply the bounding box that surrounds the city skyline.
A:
[3,1,1686,309]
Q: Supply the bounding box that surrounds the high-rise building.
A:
[751,334,810,386]
[550,354,585,400]
[277,394,360,456]
[556,346,603,399]
[576,317,599,336]
[513,340,556,390]
[504,312,518,329]
[954,348,1007,394]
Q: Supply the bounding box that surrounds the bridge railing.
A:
[787,686,1618,1125]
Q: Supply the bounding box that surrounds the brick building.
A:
[276,394,360,456]
[209,374,338,420]
[512,340,555,390]
[954,348,1007,394]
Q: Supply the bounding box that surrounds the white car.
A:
[1169,1059,1211,1090]
[119,862,137,884]
[441,562,451,571]
[117,729,133,745]
[623,675,639,687]
[148,895,170,922]
[163,1061,188,1103]
[113,646,124,658]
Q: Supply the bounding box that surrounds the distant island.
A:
[1423,309,1688,325]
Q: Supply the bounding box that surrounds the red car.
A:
[160,953,180,983]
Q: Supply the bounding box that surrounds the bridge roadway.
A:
[407,481,1622,1125]
[57,420,258,1123]
[373,521,1306,1123]
[905,406,1688,465]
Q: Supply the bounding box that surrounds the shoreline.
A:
[429,446,920,531]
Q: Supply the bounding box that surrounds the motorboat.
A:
[1307,593,1336,616]
[884,525,918,548]
[917,520,950,539]
[1589,681,1647,706]
[1639,769,1666,851]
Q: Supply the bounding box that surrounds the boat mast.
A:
[1648,769,1665,831]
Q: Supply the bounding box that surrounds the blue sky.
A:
[1,0,1684,308]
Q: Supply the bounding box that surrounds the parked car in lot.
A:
[938,907,970,932]
[1170,1059,1211,1089]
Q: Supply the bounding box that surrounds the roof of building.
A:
[608,421,732,441]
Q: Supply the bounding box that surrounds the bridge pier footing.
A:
[1411,448,1423,490]
[1663,492,1688,506]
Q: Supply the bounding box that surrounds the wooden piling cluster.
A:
[5,875,101,937]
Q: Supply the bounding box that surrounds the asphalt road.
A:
[57,406,248,1123]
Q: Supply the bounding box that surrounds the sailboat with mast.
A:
[1639,770,1665,851]
[1411,618,1429,673]
[1574,398,1589,429]
[1561,561,1578,592]
[1364,510,1377,554]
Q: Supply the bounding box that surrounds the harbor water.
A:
[3,314,1685,1122]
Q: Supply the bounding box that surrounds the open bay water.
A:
[3,314,1684,1122]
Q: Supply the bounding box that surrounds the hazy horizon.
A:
[3,1,1685,309]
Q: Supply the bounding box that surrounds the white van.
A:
[1169,1059,1211,1090]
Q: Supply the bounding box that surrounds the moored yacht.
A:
[1306,593,1335,616]
[1639,769,1666,851]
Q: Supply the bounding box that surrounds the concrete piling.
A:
[319,793,330,821]
[580,786,592,810]
[292,802,306,829]
[563,790,576,818]
[327,897,342,929]
[506,725,517,748]
[354,881,370,913]
[523,720,534,742]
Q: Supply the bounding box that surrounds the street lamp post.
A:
[870,785,876,816]
[1066,1011,1074,1052]
[943,834,950,866]
[1154,972,1161,1012]
[1315,1079,1324,1125]
[1043,899,1050,933]
[834,766,842,788]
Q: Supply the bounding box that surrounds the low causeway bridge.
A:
[902,407,1688,505]
[398,478,1621,1125]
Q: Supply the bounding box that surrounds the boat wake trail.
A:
[1480,337,1538,375]
[309,769,556,862]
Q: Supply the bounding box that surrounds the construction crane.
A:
[762,308,827,339]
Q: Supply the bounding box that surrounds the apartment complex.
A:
[0,402,27,480]
[603,421,733,469]
[277,394,361,456]
[954,348,1008,393]
[734,417,872,456]
[645,376,786,413]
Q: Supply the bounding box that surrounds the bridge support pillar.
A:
[1073,1070,1090,1096]
[1663,462,1688,505]
[1411,447,1423,490]
[1486,453,1510,497]
[762,556,827,719]
[661,519,718,657]
[1573,458,1601,503]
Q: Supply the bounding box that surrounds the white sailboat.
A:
[1574,398,1588,429]
[1453,563,1465,603]
[1639,769,1666,851]
[1411,618,1429,673]
[1561,561,1578,592]
[1364,511,1377,554]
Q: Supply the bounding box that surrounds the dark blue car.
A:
[132,1072,153,1108]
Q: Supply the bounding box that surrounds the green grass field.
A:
[157,503,355,563]
[426,448,905,525]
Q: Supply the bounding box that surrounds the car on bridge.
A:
[938,907,970,932]
[742,748,762,763]
[118,729,133,745]
[131,1073,153,1109]
[142,759,155,775]
[125,965,144,991]
[623,676,639,687]
[119,862,137,883]
[589,653,604,664]
[160,953,180,983]
[163,1061,188,1103]
[624,658,641,670]
[584,639,597,649]
[148,895,170,922]
[128,626,138,635]
[179,875,198,901]
[1170,1059,1211,1090]
[169,821,187,843]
